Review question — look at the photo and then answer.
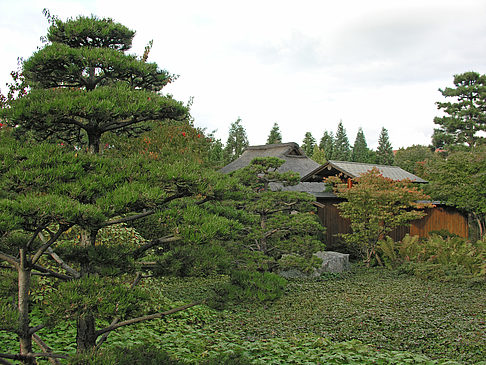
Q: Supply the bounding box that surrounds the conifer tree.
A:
[266,122,282,144]
[376,127,394,165]
[319,131,334,160]
[301,132,316,157]
[224,117,249,162]
[1,14,187,154]
[311,145,327,164]
[351,127,371,163]
[333,121,351,161]
[433,71,486,148]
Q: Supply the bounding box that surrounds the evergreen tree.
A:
[1,14,187,154]
[301,132,316,157]
[224,117,249,162]
[376,127,394,165]
[311,145,327,164]
[351,127,371,163]
[232,157,325,272]
[433,71,486,148]
[266,122,282,144]
[319,131,334,160]
[333,121,351,161]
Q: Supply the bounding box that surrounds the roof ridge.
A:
[328,160,402,169]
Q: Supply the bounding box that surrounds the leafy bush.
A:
[378,234,486,282]
[68,344,183,365]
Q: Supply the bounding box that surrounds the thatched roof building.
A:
[220,142,325,195]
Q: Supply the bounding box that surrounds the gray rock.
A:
[314,251,350,274]
[279,251,350,278]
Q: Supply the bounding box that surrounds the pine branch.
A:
[31,263,72,281]
[0,252,19,269]
[38,232,80,279]
[32,225,71,265]
[32,333,62,365]
[95,272,143,349]
[95,301,202,337]
[133,235,180,259]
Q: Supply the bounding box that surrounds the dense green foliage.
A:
[1,267,484,364]
[394,144,437,178]
[424,146,486,239]
[433,71,486,148]
[224,117,249,163]
[266,122,282,144]
[332,121,351,161]
[1,14,186,153]
[378,234,486,282]
[301,131,316,156]
[375,127,394,165]
[231,157,325,272]
[351,127,372,163]
[319,130,334,160]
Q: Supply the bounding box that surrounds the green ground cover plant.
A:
[1,266,484,364]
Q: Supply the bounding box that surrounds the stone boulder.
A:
[279,251,350,278]
[314,251,350,274]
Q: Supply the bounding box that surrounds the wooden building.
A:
[221,146,469,246]
[302,160,469,246]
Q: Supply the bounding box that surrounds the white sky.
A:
[1,0,486,149]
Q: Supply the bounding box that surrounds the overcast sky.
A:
[2,0,486,149]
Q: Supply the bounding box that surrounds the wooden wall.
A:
[316,198,468,246]
[410,206,468,238]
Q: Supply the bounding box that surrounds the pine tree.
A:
[351,127,371,163]
[433,71,486,148]
[333,121,351,161]
[266,122,282,144]
[1,14,187,154]
[376,127,394,165]
[224,117,249,162]
[319,131,334,160]
[301,131,316,157]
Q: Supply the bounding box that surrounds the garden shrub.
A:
[378,234,486,282]
[68,344,183,365]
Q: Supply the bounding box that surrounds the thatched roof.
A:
[220,142,325,195]
[301,160,428,183]
[220,142,321,177]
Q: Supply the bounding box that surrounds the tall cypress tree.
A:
[333,121,351,161]
[319,131,334,160]
[351,127,371,163]
[266,122,282,144]
[376,127,394,165]
[224,117,249,162]
[301,131,316,157]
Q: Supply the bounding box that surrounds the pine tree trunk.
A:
[18,249,35,364]
[87,132,101,154]
[76,313,97,353]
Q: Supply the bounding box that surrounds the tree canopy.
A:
[351,127,371,163]
[433,71,486,148]
[319,130,334,160]
[327,169,431,265]
[1,14,187,153]
[333,121,351,161]
[375,127,394,165]
[301,132,316,157]
[224,117,249,163]
[425,146,486,239]
[266,122,282,144]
